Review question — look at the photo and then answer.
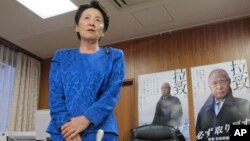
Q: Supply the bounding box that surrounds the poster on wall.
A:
[138,69,190,140]
[191,59,250,141]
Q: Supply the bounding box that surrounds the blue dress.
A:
[46,47,125,141]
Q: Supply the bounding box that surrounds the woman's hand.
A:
[65,134,82,141]
[61,116,90,139]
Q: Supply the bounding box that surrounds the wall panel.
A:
[112,17,250,141]
[38,58,51,109]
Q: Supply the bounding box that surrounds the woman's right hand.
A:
[61,115,90,139]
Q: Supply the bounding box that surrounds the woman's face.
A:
[75,8,104,42]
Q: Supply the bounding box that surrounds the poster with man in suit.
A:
[191,59,250,141]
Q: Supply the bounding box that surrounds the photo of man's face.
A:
[161,83,171,95]
[208,70,231,100]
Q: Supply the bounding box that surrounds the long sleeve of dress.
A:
[48,51,71,132]
[83,50,125,126]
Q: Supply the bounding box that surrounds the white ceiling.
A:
[1,0,250,59]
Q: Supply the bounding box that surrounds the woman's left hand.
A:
[61,116,90,139]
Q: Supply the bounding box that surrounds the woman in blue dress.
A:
[46,1,125,141]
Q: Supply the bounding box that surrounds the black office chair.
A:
[131,124,185,141]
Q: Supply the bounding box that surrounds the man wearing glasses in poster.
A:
[196,68,250,141]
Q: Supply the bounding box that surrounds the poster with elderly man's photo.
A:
[138,69,189,141]
[191,59,250,141]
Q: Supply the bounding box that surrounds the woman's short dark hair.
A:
[74,0,109,40]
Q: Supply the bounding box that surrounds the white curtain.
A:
[0,45,16,134]
[8,52,41,132]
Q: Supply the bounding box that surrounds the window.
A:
[0,62,15,134]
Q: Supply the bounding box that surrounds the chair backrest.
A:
[131,124,180,141]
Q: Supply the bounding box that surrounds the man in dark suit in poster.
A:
[196,68,250,140]
[152,82,183,128]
